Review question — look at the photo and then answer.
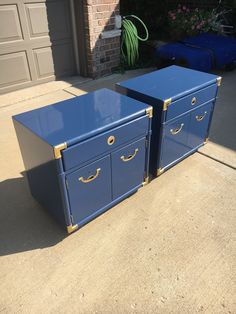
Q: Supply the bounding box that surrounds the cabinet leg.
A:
[204,137,209,145]
[67,224,79,234]
[157,168,164,176]
[142,176,149,186]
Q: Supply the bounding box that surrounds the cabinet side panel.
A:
[13,120,68,227]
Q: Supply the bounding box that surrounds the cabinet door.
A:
[160,114,191,169]
[111,137,146,199]
[188,102,213,149]
[66,155,112,225]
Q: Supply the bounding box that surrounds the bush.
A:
[168,5,222,39]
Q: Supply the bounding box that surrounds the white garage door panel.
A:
[0,0,76,94]
[0,52,31,88]
[0,5,23,43]
[26,3,50,38]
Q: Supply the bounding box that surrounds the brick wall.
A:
[83,0,120,78]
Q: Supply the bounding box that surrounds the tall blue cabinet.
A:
[116,66,221,177]
[13,89,152,233]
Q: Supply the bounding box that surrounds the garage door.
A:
[0,0,76,94]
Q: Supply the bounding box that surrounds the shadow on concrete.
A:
[208,70,236,152]
[0,174,66,257]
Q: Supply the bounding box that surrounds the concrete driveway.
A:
[0,69,235,314]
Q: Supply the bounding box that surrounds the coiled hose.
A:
[121,15,149,67]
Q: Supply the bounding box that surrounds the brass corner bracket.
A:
[157,168,164,176]
[67,224,79,234]
[142,176,149,186]
[53,142,67,159]
[204,137,209,145]
[216,77,222,87]
[146,107,153,118]
[163,98,172,111]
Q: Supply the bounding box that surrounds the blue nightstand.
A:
[116,66,221,177]
[13,88,152,233]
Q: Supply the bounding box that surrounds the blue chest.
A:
[13,88,152,233]
[116,66,221,177]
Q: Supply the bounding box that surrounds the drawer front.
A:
[62,115,149,171]
[160,114,191,169]
[166,84,217,121]
[188,102,213,149]
[111,137,146,199]
[66,155,112,225]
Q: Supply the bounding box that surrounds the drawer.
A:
[111,137,146,199]
[160,113,191,169]
[66,155,112,225]
[165,84,217,121]
[62,115,149,171]
[188,101,213,149]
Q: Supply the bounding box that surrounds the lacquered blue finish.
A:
[116,65,220,176]
[66,155,112,224]
[62,115,149,171]
[188,102,213,149]
[13,88,149,147]
[13,88,151,232]
[160,114,190,169]
[166,84,217,121]
[116,65,218,103]
[13,120,70,226]
[112,137,146,199]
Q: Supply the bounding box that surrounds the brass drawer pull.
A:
[191,97,197,105]
[120,148,139,162]
[107,135,115,145]
[196,111,207,122]
[79,168,101,183]
[170,123,184,135]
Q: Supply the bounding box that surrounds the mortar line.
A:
[197,151,236,171]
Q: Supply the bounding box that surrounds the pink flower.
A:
[186,8,190,13]
[178,9,181,13]
[196,25,201,29]
[183,6,186,10]
[192,25,195,30]
[172,15,176,20]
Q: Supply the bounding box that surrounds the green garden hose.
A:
[121,15,149,66]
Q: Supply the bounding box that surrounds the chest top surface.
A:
[13,88,149,146]
[117,65,219,102]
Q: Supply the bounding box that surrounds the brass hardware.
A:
[196,111,207,121]
[191,97,197,105]
[216,76,222,86]
[107,135,115,145]
[142,176,149,186]
[67,224,78,234]
[120,148,139,162]
[53,142,67,159]
[157,168,164,176]
[170,123,184,135]
[204,137,209,144]
[163,98,172,111]
[79,168,101,183]
[146,107,153,118]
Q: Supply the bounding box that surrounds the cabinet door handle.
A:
[120,148,139,162]
[196,111,207,122]
[79,168,101,183]
[170,123,184,135]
